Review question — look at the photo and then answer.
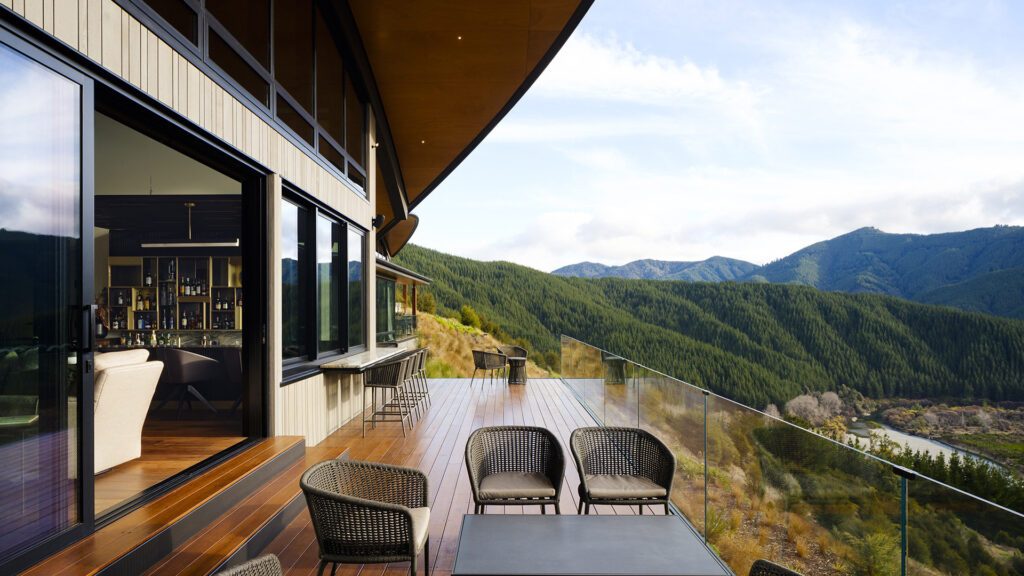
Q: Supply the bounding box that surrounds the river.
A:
[846,421,1005,471]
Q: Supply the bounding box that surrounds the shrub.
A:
[460,304,481,329]
[418,290,436,314]
[425,358,459,378]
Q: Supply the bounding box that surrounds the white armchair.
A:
[92,350,163,473]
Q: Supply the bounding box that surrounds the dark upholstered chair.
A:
[465,426,564,514]
[749,559,803,576]
[570,427,675,515]
[224,347,243,416]
[215,554,282,576]
[155,348,221,416]
[301,459,430,576]
[470,350,506,386]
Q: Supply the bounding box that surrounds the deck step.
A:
[145,450,328,575]
[23,437,307,576]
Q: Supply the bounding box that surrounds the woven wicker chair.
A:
[570,427,675,515]
[749,559,803,576]
[301,459,430,576]
[496,345,528,359]
[215,554,282,576]
[470,350,506,386]
[465,426,564,514]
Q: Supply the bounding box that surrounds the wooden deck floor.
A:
[260,378,666,576]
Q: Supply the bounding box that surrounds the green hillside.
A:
[917,267,1024,319]
[395,244,1024,408]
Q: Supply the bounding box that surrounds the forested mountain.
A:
[747,226,1024,299]
[553,256,757,281]
[554,225,1024,319]
[395,243,1024,408]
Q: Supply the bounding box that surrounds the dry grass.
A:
[416,313,551,378]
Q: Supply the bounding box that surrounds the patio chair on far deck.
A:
[571,426,675,515]
[302,459,430,576]
[470,350,506,386]
[749,559,803,576]
[466,425,565,514]
[496,345,527,359]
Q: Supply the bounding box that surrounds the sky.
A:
[411,0,1024,272]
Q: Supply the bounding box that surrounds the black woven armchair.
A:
[749,559,803,576]
[570,427,675,515]
[465,426,565,514]
[470,350,506,386]
[215,554,282,576]
[301,459,430,576]
[496,345,528,359]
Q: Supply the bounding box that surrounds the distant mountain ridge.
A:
[553,225,1024,319]
[553,256,757,282]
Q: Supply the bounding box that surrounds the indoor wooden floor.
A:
[260,378,666,576]
[94,417,245,515]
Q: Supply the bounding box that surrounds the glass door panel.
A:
[0,40,85,559]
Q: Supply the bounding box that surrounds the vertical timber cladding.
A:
[0,0,377,443]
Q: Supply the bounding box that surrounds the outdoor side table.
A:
[506,356,527,385]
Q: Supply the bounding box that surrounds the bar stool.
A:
[361,356,415,437]
[416,348,431,408]
[405,349,430,416]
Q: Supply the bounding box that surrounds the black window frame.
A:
[281,183,366,384]
[122,0,369,197]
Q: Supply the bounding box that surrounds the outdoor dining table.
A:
[452,514,729,576]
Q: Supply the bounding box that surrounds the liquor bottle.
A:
[145,270,152,286]
[117,292,124,306]
[181,312,188,330]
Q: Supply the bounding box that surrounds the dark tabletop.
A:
[453,515,729,576]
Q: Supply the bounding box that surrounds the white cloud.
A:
[418,5,1024,272]
[533,33,761,113]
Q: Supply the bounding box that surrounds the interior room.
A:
[92,113,248,516]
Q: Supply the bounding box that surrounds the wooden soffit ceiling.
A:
[349,0,592,220]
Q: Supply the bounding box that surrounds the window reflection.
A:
[0,42,81,558]
[281,199,307,360]
[348,228,364,348]
[316,215,341,353]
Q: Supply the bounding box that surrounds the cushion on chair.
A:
[479,471,556,499]
[94,349,150,373]
[410,506,431,550]
[584,474,667,499]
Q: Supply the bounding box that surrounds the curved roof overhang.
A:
[346,0,593,251]
[381,214,419,257]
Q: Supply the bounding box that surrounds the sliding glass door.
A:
[0,37,91,563]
